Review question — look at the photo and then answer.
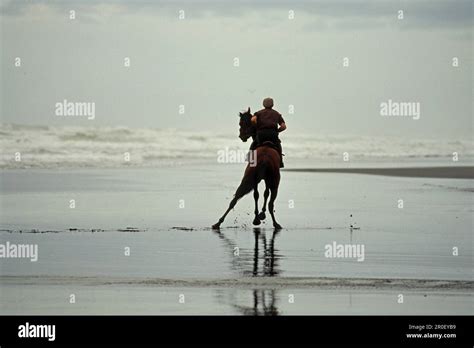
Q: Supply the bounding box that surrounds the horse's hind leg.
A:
[252,187,261,225]
[212,180,252,229]
[258,186,269,221]
[268,187,282,230]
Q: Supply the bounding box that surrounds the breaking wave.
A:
[1,124,473,169]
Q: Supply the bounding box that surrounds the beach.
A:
[0,4,472,346]
[285,166,474,179]
[1,160,472,315]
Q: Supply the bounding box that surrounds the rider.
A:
[250,97,287,168]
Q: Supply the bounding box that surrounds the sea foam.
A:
[1,124,472,169]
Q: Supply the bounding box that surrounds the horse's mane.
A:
[240,109,255,135]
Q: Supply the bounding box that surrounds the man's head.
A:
[263,97,274,109]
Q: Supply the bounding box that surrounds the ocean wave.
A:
[1,124,473,169]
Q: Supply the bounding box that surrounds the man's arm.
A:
[277,113,286,132]
[251,115,257,125]
[278,122,287,132]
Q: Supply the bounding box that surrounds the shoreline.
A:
[2,276,472,315]
[284,166,474,179]
[2,275,472,291]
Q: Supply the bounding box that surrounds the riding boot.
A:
[277,143,284,168]
[247,139,258,162]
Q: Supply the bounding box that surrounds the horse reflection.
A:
[234,289,279,316]
[252,228,279,276]
[214,227,281,315]
[214,227,280,276]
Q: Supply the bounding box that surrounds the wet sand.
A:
[0,163,472,314]
[285,166,474,179]
[1,276,472,315]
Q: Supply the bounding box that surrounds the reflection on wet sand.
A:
[214,288,280,316]
[214,227,281,315]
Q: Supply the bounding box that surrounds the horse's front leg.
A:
[212,196,238,229]
[212,179,253,229]
[252,187,261,225]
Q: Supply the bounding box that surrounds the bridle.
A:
[239,109,256,142]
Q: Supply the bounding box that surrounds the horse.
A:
[212,107,282,230]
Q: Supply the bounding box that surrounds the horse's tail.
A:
[254,146,280,188]
[255,160,268,183]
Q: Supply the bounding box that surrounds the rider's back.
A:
[254,108,284,131]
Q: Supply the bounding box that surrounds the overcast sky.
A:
[1,0,472,138]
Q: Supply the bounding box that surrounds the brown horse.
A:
[212,108,282,230]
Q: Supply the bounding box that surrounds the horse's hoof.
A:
[273,223,282,230]
[258,212,266,220]
[253,218,261,226]
[212,223,221,230]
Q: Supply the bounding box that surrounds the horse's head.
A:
[238,107,255,142]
